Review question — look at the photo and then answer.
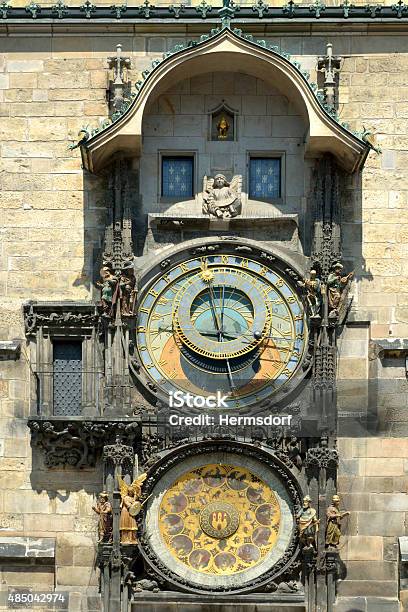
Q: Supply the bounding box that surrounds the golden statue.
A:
[325,494,350,548]
[296,495,319,549]
[118,473,147,544]
[217,115,230,139]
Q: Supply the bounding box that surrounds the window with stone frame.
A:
[249,157,281,200]
[161,156,194,198]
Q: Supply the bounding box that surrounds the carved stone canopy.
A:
[81,28,369,173]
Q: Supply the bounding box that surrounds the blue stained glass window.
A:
[162,156,194,198]
[249,157,281,199]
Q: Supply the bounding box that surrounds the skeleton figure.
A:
[202,174,242,219]
[298,269,322,318]
[117,473,147,543]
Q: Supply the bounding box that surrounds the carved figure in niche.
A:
[119,264,137,316]
[118,473,147,543]
[217,115,230,139]
[92,492,113,543]
[296,495,319,549]
[202,174,242,219]
[327,262,354,319]
[325,494,350,548]
[98,267,117,317]
[298,269,322,318]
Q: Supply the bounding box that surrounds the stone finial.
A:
[107,43,131,114]
[317,42,341,109]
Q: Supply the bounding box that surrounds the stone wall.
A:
[142,71,307,218]
[0,25,408,610]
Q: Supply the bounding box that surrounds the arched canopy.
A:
[81,27,369,173]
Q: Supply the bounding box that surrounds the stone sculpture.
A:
[296,495,319,549]
[327,262,354,318]
[92,492,113,543]
[298,269,322,318]
[325,494,350,548]
[118,473,147,544]
[202,174,242,219]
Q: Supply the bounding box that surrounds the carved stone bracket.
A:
[24,301,99,336]
[305,445,338,470]
[103,438,134,467]
[28,419,140,468]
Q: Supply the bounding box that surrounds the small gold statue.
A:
[118,473,147,544]
[325,494,350,548]
[92,492,113,543]
[217,115,230,139]
[296,495,319,549]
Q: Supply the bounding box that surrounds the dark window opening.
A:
[53,340,82,416]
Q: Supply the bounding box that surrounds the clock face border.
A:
[139,440,302,595]
[133,239,311,412]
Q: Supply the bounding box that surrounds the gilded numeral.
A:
[168,371,177,379]
[137,326,147,333]
[139,345,147,351]
[240,259,249,268]
[139,307,150,314]
[259,266,268,276]
[157,297,169,305]
[275,278,284,287]
[294,314,303,321]
[158,359,167,367]
[180,262,188,273]
[145,363,154,369]
[221,255,229,264]
[149,289,159,298]
[287,296,295,304]
[282,368,292,377]
[162,275,171,284]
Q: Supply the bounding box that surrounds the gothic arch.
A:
[81,27,369,173]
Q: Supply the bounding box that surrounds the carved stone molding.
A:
[305,445,338,470]
[103,438,134,467]
[23,301,98,336]
[28,419,140,468]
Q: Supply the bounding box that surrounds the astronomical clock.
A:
[129,240,310,596]
[134,245,309,410]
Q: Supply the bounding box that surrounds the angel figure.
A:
[202,174,242,219]
[118,473,147,544]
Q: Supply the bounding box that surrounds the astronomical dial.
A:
[135,252,307,409]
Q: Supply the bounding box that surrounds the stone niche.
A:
[140,71,310,234]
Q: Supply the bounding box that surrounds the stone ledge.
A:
[0,537,55,561]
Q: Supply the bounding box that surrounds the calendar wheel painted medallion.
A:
[143,449,297,592]
[135,248,308,409]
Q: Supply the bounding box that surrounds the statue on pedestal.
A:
[298,269,322,318]
[118,473,147,544]
[327,262,354,319]
[202,174,242,219]
[98,267,117,317]
[119,264,137,316]
[92,492,113,543]
[296,495,319,550]
[325,494,350,548]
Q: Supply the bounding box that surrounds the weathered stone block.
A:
[357,511,405,536]
[0,536,55,560]
[56,566,98,587]
[359,458,404,477]
[345,536,383,561]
